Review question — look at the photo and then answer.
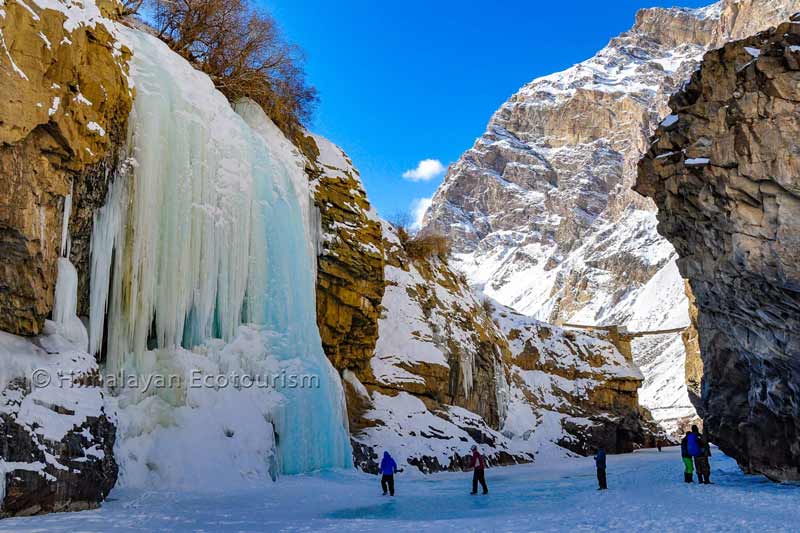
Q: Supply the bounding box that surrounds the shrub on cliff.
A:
[406,234,450,262]
[135,0,316,138]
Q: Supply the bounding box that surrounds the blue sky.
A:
[267,0,709,221]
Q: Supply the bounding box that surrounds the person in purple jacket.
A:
[379,451,398,496]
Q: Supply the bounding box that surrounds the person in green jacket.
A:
[680,431,695,483]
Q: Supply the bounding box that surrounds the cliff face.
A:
[0,0,130,516]
[308,134,385,374]
[420,0,800,434]
[494,309,659,455]
[636,18,800,481]
[682,281,704,416]
[0,0,132,336]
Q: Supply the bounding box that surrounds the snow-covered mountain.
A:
[420,0,800,434]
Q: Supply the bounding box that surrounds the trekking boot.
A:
[470,491,477,495]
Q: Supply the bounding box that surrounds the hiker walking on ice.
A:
[380,451,398,496]
[594,446,607,490]
[469,445,488,495]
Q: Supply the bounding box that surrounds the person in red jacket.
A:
[469,445,488,495]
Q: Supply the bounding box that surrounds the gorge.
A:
[1,0,799,522]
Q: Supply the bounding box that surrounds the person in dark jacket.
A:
[594,446,607,490]
[469,445,488,495]
[680,431,695,483]
[692,426,712,484]
[379,451,398,496]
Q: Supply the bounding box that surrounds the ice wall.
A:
[89,27,351,482]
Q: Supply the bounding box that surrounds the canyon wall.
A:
[0,0,129,516]
[0,0,132,336]
[636,18,800,481]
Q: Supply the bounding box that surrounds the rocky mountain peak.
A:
[420,0,800,434]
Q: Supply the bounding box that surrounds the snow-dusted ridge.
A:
[421,0,800,435]
[347,220,654,472]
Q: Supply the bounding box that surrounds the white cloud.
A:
[410,197,433,232]
[402,159,445,182]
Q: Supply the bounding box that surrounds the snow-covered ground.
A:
[4,447,798,532]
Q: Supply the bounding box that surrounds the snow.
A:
[1,31,28,80]
[685,157,710,166]
[356,222,646,467]
[38,31,51,49]
[633,335,696,435]
[113,327,284,489]
[308,132,381,224]
[15,0,40,20]
[371,263,451,385]
[29,0,109,33]
[0,271,111,500]
[3,447,798,532]
[73,92,92,106]
[744,46,761,58]
[660,114,679,127]
[86,121,105,136]
[450,208,696,436]
[48,96,60,116]
[312,132,350,174]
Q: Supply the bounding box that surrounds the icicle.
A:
[88,172,128,357]
[53,258,88,351]
[60,181,72,258]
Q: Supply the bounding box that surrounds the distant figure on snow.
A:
[380,451,398,496]
[680,430,696,483]
[656,439,662,452]
[692,425,712,484]
[469,445,488,495]
[594,446,607,490]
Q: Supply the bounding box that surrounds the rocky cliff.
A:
[309,142,656,470]
[0,0,130,516]
[0,0,132,336]
[346,224,655,472]
[303,127,658,470]
[307,134,385,374]
[420,0,800,434]
[636,18,800,481]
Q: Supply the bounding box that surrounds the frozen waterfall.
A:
[89,27,351,482]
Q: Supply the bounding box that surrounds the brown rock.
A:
[0,0,132,335]
[308,135,385,374]
[682,281,704,415]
